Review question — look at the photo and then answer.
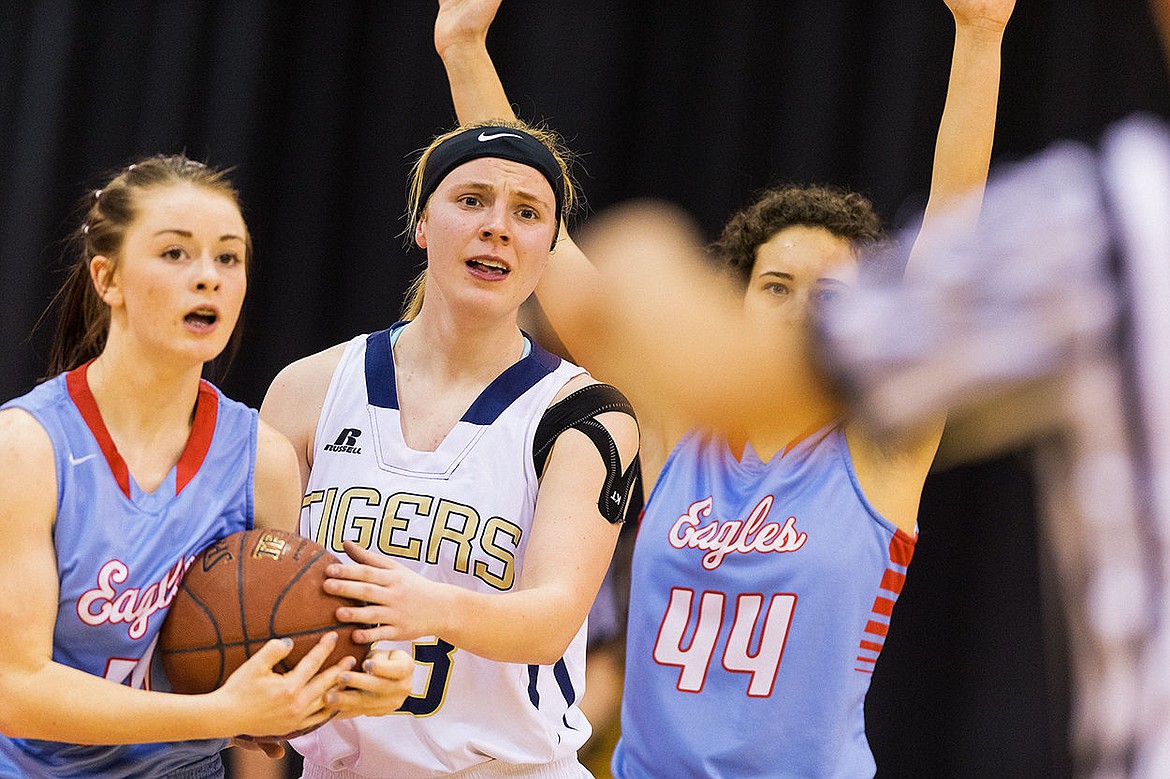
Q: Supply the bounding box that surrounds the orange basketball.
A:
[158,527,366,733]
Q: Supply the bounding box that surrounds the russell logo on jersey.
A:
[323,427,363,454]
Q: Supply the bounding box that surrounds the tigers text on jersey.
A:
[612,425,916,779]
[293,327,591,778]
[0,363,258,778]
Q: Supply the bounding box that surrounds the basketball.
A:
[158,528,367,700]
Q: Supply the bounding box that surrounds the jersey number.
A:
[104,656,152,689]
[103,636,157,689]
[653,587,796,697]
[399,638,456,717]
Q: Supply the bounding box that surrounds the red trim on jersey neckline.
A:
[65,360,219,499]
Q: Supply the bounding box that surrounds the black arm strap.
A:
[533,383,641,524]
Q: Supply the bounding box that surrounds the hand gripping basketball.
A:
[158,528,369,736]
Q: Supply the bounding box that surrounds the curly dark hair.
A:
[710,184,885,287]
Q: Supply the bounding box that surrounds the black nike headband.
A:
[417,125,565,248]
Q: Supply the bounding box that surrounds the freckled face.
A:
[414,156,558,320]
[93,184,248,365]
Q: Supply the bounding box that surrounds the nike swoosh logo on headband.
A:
[478,131,523,142]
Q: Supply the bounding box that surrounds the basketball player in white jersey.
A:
[260,122,640,778]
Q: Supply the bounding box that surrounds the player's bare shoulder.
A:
[0,407,53,472]
[260,342,351,471]
[262,344,348,422]
[264,343,349,409]
[0,407,57,530]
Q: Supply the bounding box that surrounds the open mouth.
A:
[185,309,218,330]
[467,258,510,276]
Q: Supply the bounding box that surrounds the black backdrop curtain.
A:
[3,2,1168,776]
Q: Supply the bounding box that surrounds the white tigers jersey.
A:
[292,326,592,778]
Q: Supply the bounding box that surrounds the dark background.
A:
[4,2,1169,776]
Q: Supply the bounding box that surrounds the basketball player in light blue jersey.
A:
[435,0,1014,775]
[0,156,400,778]
[260,120,640,777]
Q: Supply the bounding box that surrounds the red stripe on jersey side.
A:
[66,361,131,500]
[889,529,916,567]
[854,529,916,673]
[880,569,906,595]
[176,380,219,494]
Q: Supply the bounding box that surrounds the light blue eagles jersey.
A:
[0,363,258,778]
[613,425,916,779]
